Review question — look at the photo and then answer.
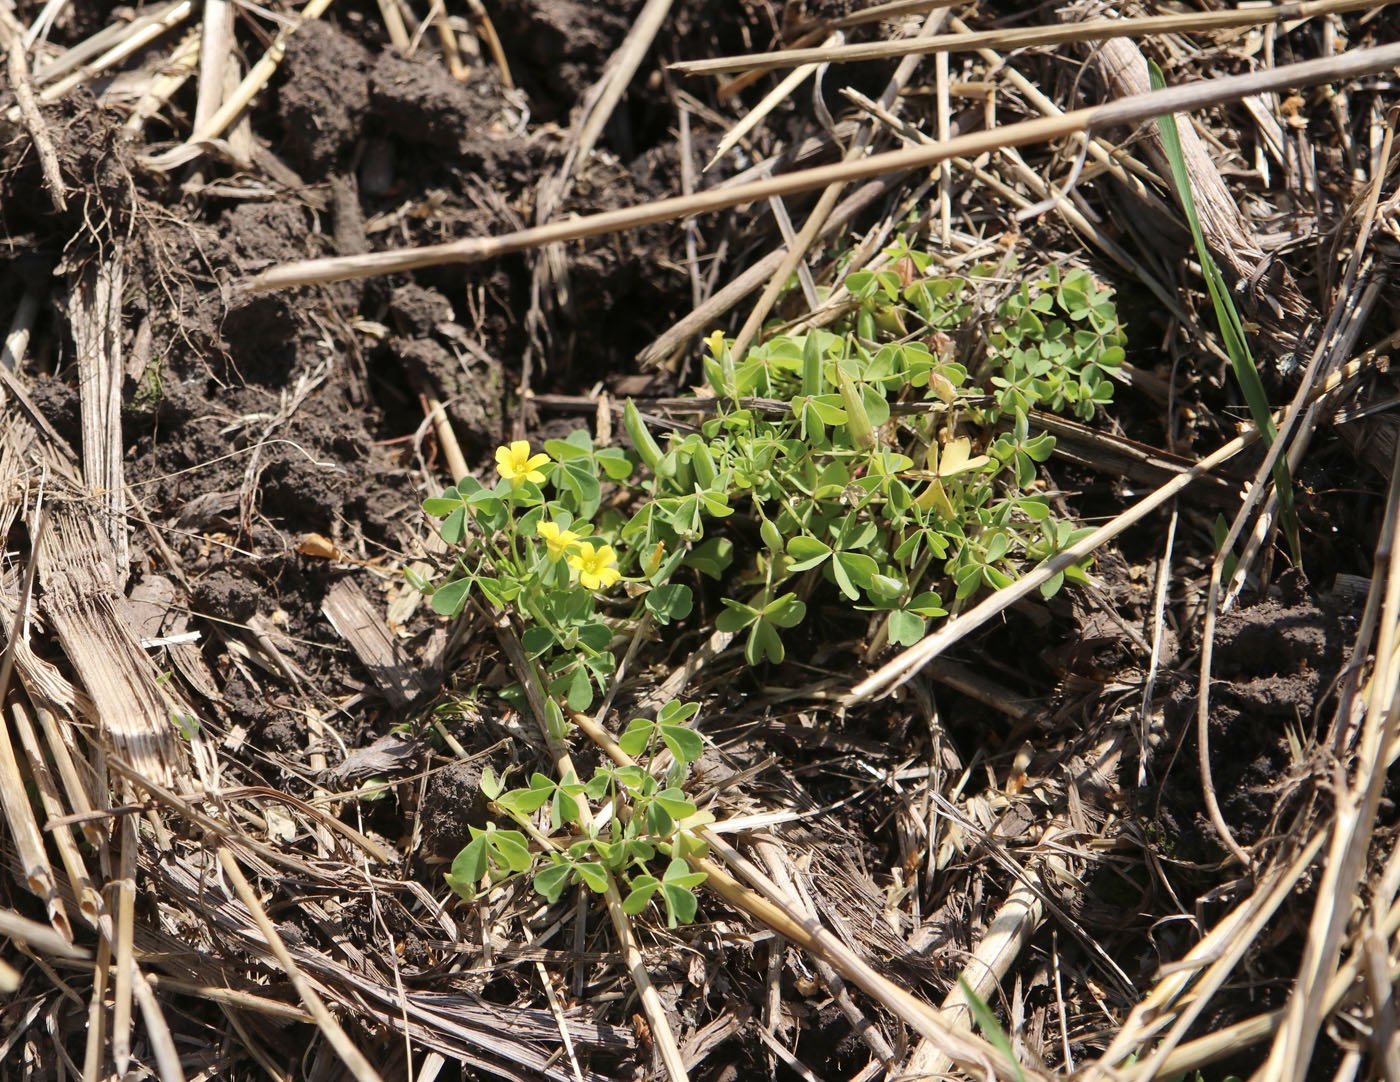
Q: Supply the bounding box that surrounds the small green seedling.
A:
[445,700,712,929]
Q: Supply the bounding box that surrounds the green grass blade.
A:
[1149,60,1299,562]
[957,977,1027,1082]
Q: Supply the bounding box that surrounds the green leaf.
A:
[474,577,510,609]
[565,666,593,711]
[421,496,461,517]
[645,800,675,836]
[746,620,786,666]
[807,394,848,424]
[662,858,700,885]
[490,829,532,873]
[657,700,700,725]
[496,787,551,817]
[861,382,890,427]
[574,861,609,893]
[534,862,573,903]
[551,788,580,830]
[660,725,703,765]
[893,531,923,563]
[685,538,734,579]
[835,515,878,551]
[786,535,831,571]
[907,590,946,617]
[481,766,502,800]
[888,609,925,646]
[866,573,904,602]
[672,832,709,861]
[618,718,654,759]
[521,626,554,657]
[576,621,613,652]
[553,458,603,517]
[715,599,760,632]
[467,486,508,507]
[430,578,471,617]
[596,446,634,480]
[444,837,487,900]
[614,766,648,790]
[1064,561,1093,586]
[626,838,656,863]
[622,875,660,914]
[763,594,806,628]
[959,977,1027,1082]
[1023,432,1056,462]
[983,565,1015,590]
[660,882,698,927]
[831,552,858,599]
[653,788,697,819]
[834,552,878,596]
[845,270,877,297]
[544,431,590,460]
[1214,513,1239,583]
[439,507,468,544]
[1150,59,1297,563]
[646,583,694,624]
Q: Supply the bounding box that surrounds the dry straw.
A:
[247,41,1400,292]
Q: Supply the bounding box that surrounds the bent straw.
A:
[670,0,1391,76]
[847,358,1373,703]
[247,42,1400,293]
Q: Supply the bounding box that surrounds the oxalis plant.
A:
[618,240,1124,658]
[411,433,697,712]
[418,236,1125,918]
[442,699,711,926]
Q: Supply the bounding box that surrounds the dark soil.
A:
[1158,592,1356,859]
[419,759,489,862]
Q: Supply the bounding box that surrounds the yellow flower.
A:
[537,520,579,562]
[495,441,551,487]
[569,541,621,591]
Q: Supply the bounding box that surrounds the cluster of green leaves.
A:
[838,239,1125,424]
[416,431,694,712]
[985,264,1126,422]
[617,240,1118,657]
[421,238,1125,927]
[444,700,711,927]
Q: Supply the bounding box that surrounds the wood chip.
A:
[323,578,435,710]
